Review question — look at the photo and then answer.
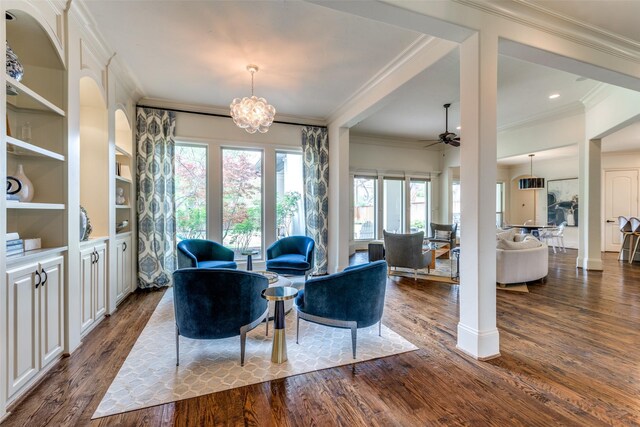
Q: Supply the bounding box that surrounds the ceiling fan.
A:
[423,103,461,148]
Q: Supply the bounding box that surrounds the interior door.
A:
[604,169,638,252]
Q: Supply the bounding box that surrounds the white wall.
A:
[508,156,579,248]
[350,135,442,173]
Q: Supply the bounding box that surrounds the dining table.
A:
[506,224,555,236]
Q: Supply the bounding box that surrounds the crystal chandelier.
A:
[230,65,276,134]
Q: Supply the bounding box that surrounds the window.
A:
[354,176,376,240]
[496,182,505,228]
[452,182,461,233]
[175,144,207,240]
[276,151,305,238]
[222,148,263,259]
[410,180,429,234]
[383,178,404,233]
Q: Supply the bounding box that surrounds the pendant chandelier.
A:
[519,154,545,190]
[230,64,276,134]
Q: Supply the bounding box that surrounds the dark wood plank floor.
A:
[3,250,639,426]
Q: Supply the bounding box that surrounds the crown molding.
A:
[580,82,613,110]
[70,0,143,100]
[139,97,327,128]
[326,35,457,126]
[455,0,640,63]
[498,101,584,133]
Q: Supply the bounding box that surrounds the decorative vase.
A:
[80,206,92,241]
[6,42,24,96]
[13,164,33,202]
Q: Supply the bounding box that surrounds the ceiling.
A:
[84,1,640,149]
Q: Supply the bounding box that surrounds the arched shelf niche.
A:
[79,76,108,239]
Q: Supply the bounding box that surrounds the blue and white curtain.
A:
[136,107,177,288]
[302,126,329,274]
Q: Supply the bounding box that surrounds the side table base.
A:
[271,329,287,363]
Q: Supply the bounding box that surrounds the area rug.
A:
[92,289,417,419]
[496,284,529,293]
[390,259,458,284]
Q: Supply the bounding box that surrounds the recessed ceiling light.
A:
[456,126,461,130]
[549,93,560,99]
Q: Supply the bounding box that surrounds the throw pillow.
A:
[435,230,451,240]
[496,228,516,241]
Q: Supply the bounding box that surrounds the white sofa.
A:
[496,229,549,285]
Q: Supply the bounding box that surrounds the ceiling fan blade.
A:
[448,139,461,147]
[423,140,440,148]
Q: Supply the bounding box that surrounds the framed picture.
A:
[547,178,578,227]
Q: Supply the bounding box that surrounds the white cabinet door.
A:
[80,248,95,334]
[6,262,40,398]
[94,244,107,319]
[116,236,133,304]
[39,256,65,368]
[115,240,125,302]
[123,237,133,295]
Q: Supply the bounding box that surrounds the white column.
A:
[328,125,350,273]
[457,31,500,360]
[263,148,277,259]
[577,139,603,270]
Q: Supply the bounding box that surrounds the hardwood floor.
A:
[3,250,639,426]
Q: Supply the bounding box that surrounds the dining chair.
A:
[628,217,640,264]
[617,216,633,261]
[540,221,567,254]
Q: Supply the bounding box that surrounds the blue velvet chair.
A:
[173,268,269,366]
[266,236,315,279]
[294,260,387,358]
[177,239,237,269]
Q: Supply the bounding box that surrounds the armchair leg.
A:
[296,315,300,344]
[240,330,246,366]
[351,326,357,359]
[265,316,269,336]
[379,320,382,337]
[175,324,180,367]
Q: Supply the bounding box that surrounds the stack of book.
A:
[6,232,24,256]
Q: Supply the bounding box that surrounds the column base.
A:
[576,257,603,271]
[456,323,500,360]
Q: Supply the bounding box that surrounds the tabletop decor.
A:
[80,205,93,241]
[12,164,33,202]
[6,41,24,95]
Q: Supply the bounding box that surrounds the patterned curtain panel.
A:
[302,126,329,274]
[136,107,177,288]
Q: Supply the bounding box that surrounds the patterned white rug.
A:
[93,289,417,419]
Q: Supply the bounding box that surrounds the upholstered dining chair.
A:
[618,216,633,261]
[177,239,237,269]
[383,230,432,280]
[294,260,387,358]
[266,235,315,279]
[173,268,269,366]
[628,217,640,264]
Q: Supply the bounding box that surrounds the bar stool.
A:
[628,217,640,264]
[617,216,633,261]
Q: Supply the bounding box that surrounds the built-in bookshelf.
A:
[5,9,67,252]
[114,109,133,235]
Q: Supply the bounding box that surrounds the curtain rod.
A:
[136,104,327,129]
